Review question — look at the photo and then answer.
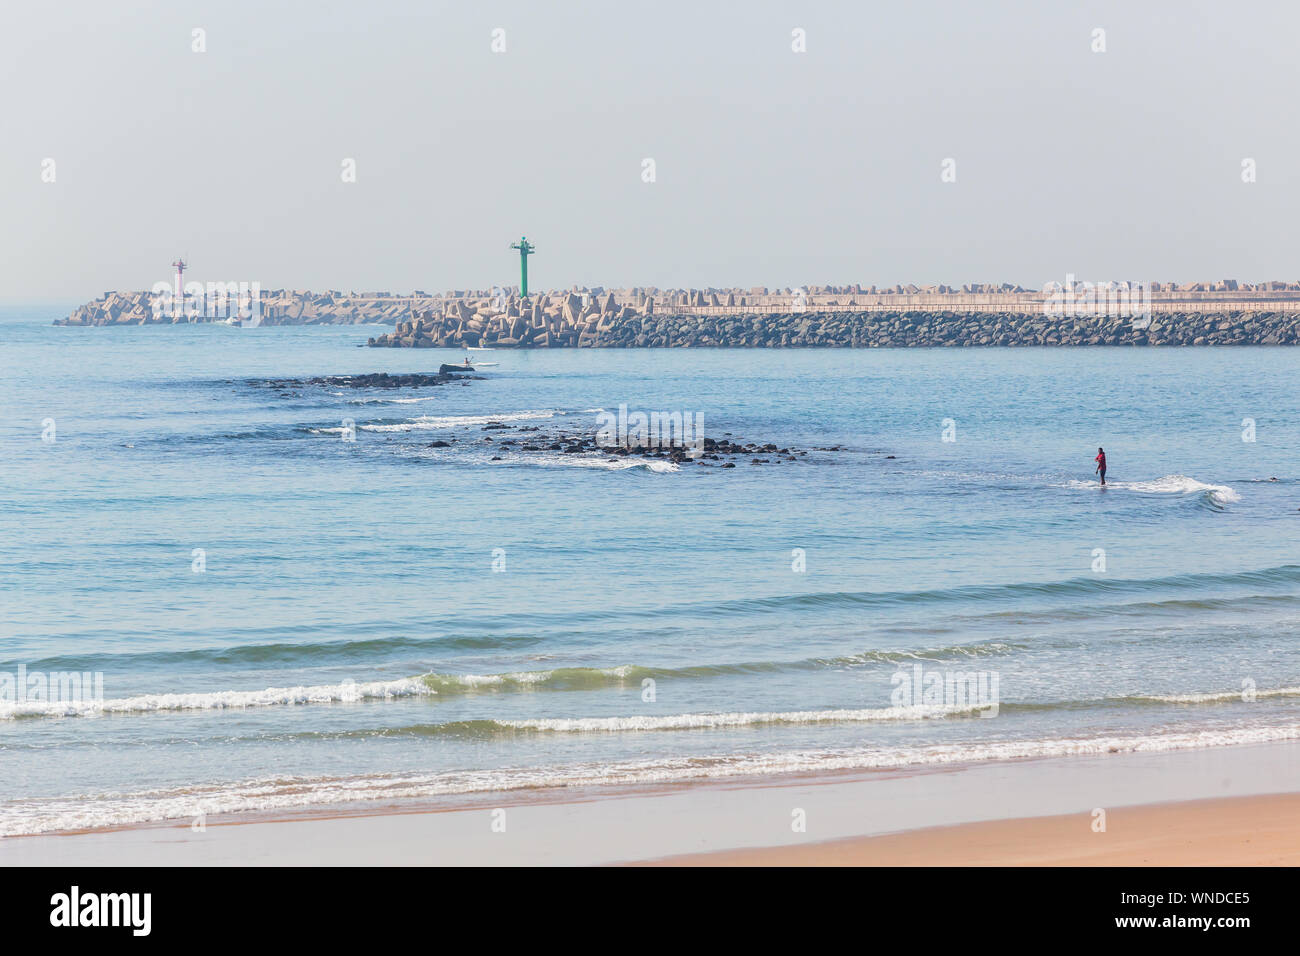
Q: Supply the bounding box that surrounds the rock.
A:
[252,370,479,389]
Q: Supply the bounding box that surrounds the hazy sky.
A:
[4,0,1298,301]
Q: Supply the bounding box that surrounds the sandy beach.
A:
[650,793,1300,866]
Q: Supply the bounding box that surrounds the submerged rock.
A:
[393,421,834,470]
[252,370,480,389]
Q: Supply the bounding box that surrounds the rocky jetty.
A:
[56,289,432,327]
[370,309,1300,349]
[58,281,1300,345]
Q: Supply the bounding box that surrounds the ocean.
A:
[1,305,1297,835]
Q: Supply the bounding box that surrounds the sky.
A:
[3,0,1298,301]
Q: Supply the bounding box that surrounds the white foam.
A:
[1140,685,1300,704]
[497,704,982,732]
[347,396,437,405]
[0,677,434,720]
[443,670,554,688]
[5,722,1297,836]
[513,454,679,473]
[1065,474,1240,504]
[361,410,560,433]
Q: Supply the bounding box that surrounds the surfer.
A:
[1094,447,1107,486]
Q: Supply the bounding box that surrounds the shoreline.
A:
[4,739,1297,866]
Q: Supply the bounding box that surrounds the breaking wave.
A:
[1065,474,1240,506]
[0,677,433,720]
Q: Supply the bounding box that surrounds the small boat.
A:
[467,346,495,351]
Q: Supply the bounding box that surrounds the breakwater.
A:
[55,282,1300,344]
[55,289,428,327]
[370,309,1300,348]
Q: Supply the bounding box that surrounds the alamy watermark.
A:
[595,404,704,458]
[890,663,999,717]
[50,886,151,936]
[1,664,104,708]
[151,279,262,324]
[1043,274,1151,322]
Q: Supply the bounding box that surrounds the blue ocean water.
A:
[1,306,1297,834]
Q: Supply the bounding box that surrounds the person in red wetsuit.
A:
[1094,447,1107,485]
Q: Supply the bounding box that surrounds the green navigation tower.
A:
[510,236,536,298]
